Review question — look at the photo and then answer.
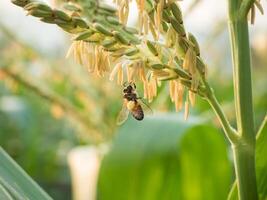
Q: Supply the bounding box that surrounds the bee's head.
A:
[123,82,136,93]
[123,85,133,93]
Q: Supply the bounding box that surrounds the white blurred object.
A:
[0,96,25,112]
[0,1,67,56]
[68,145,109,200]
[252,33,267,57]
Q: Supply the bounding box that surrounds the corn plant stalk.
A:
[228,0,258,199]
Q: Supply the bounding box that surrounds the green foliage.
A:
[256,117,267,199]
[98,115,231,200]
[0,147,52,200]
[0,91,78,199]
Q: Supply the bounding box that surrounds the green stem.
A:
[232,143,257,200]
[205,86,239,143]
[227,0,258,199]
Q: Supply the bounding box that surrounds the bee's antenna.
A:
[123,81,136,89]
[123,82,128,87]
[126,81,136,88]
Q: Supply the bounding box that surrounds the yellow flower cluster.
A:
[67,41,111,76]
[63,0,209,120]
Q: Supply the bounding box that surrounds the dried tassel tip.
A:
[86,53,95,73]
[143,80,149,99]
[109,63,121,81]
[174,81,179,111]
[149,21,158,41]
[147,76,158,102]
[138,11,144,35]
[66,42,75,59]
[126,64,131,82]
[116,63,124,85]
[138,62,147,83]
[184,98,189,120]
[169,80,175,102]
[177,81,184,111]
[116,0,130,25]
[147,83,153,103]
[189,91,196,107]
[143,13,149,36]
[155,0,164,34]
[127,63,138,82]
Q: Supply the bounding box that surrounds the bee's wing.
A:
[116,100,130,125]
[138,98,153,115]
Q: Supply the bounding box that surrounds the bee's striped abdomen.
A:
[131,104,144,121]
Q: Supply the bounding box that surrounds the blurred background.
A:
[0,0,266,199]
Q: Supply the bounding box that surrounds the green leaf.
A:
[256,116,267,199]
[227,181,238,200]
[179,125,232,199]
[97,114,231,200]
[0,184,13,200]
[0,147,52,200]
[227,116,267,200]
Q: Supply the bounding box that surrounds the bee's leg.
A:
[136,96,145,100]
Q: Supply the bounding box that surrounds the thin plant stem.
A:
[1,67,103,143]
[196,68,238,144]
[206,90,239,143]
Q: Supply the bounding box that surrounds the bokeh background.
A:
[0,0,266,199]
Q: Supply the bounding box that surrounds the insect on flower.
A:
[116,82,152,125]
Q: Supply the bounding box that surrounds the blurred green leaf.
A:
[97,114,231,200]
[179,125,231,199]
[0,184,13,200]
[256,116,267,199]
[0,147,52,200]
[227,180,238,200]
[228,116,267,200]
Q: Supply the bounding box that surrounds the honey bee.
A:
[116,82,152,125]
